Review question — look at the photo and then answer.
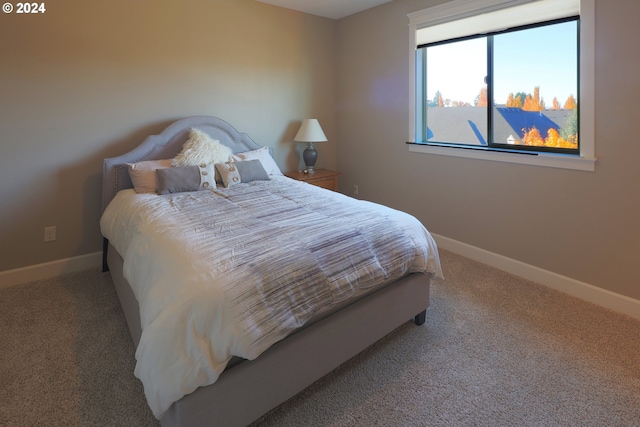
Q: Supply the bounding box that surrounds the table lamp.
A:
[294,119,327,174]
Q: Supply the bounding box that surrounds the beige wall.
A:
[336,0,640,301]
[0,0,337,271]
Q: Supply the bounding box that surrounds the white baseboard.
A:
[432,233,640,321]
[0,252,102,289]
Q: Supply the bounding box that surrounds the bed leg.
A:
[102,238,110,273]
[414,309,426,326]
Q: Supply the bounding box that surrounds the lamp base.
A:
[303,142,317,174]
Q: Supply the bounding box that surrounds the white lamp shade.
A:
[294,119,327,142]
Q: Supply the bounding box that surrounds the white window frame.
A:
[408,0,595,172]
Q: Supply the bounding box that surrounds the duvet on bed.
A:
[100,175,442,418]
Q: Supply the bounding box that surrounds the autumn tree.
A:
[521,126,578,149]
[547,128,577,149]
[521,126,543,145]
[564,94,577,109]
[514,92,527,107]
[474,86,488,107]
[506,93,523,108]
[552,97,561,110]
[506,93,515,107]
[523,94,534,110]
[545,128,561,147]
[523,86,545,111]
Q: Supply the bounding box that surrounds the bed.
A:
[100,116,442,427]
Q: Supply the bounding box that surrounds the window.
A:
[408,0,595,171]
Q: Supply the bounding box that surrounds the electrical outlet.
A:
[44,226,56,242]
[353,184,359,195]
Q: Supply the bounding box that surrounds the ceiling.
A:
[255,0,393,20]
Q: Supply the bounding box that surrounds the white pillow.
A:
[126,159,172,193]
[230,146,282,176]
[172,128,233,167]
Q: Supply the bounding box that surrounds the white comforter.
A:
[100,176,442,418]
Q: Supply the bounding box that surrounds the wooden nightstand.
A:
[284,169,340,191]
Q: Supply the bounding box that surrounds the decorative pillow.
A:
[126,159,173,193]
[230,146,282,176]
[155,164,217,194]
[172,128,233,171]
[214,160,270,188]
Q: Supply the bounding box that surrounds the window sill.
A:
[407,142,595,172]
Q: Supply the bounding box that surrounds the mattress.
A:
[100,176,442,418]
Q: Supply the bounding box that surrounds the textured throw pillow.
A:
[172,128,233,169]
[215,160,270,188]
[155,164,217,194]
[126,159,173,193]
[230,146,282,176]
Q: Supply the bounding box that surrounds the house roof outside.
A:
[426,106,574,146]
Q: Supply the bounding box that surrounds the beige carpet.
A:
[1,250,639,426]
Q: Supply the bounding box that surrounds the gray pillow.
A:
[155,166,201,194]
[215,160,270,188]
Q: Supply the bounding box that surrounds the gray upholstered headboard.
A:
[102,116,268,212]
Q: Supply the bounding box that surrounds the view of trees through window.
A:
[423,19,579,152]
